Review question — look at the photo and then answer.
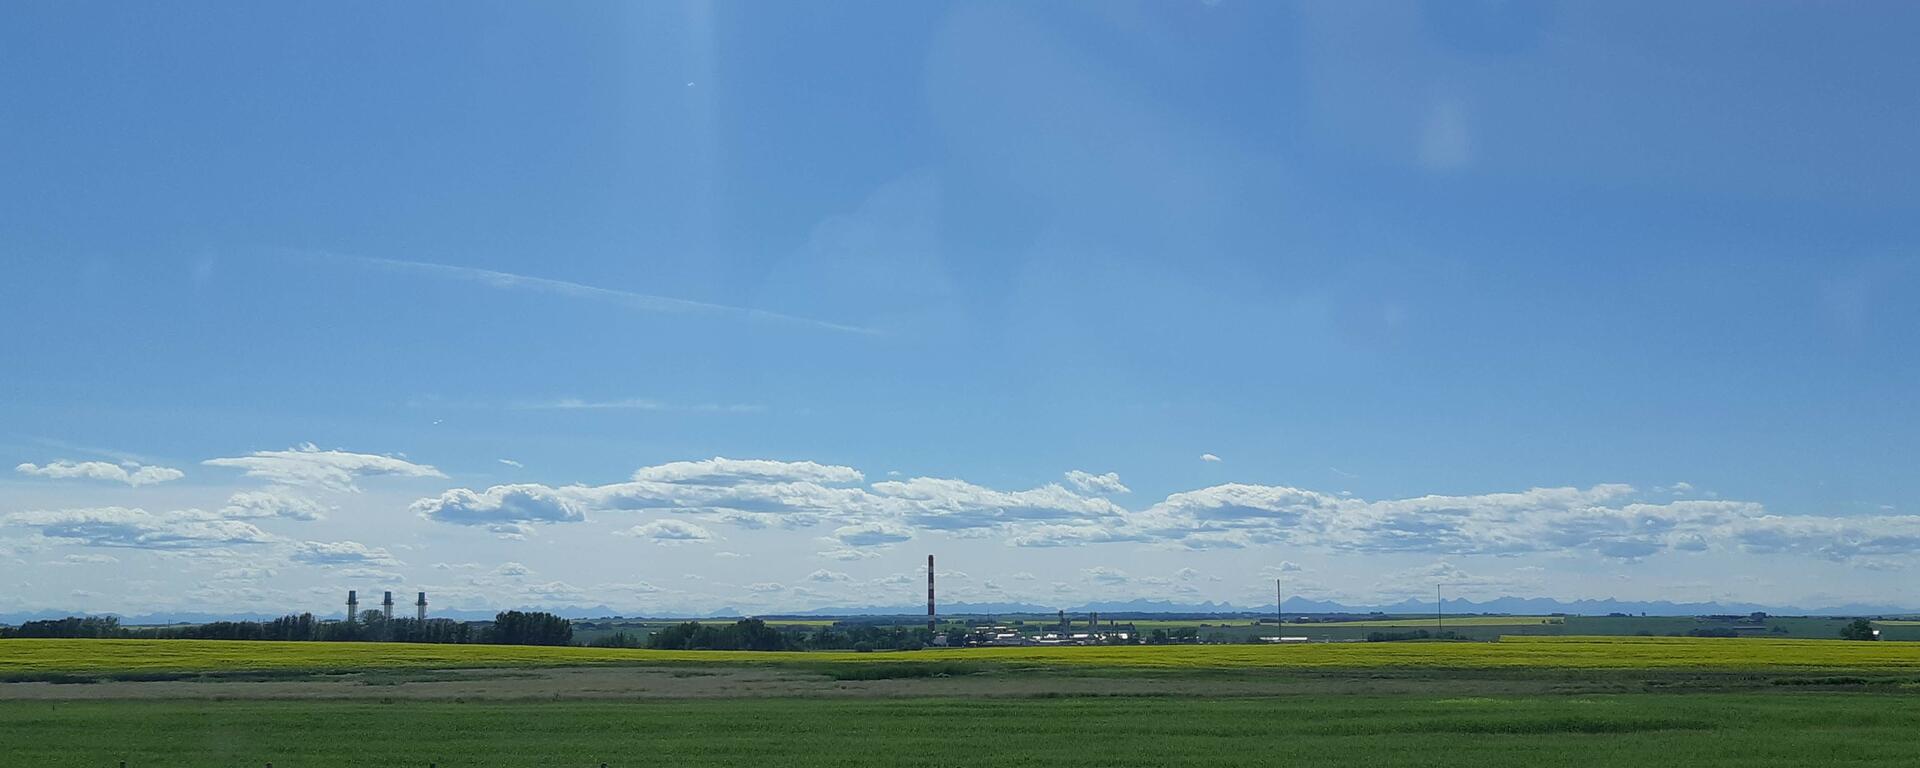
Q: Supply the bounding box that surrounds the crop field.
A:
[9,635,1920,679]
[7,693,1920,767]
[9,636,1920,767]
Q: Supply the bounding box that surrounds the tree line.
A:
[646,619,942,652]
[0,610,573,646]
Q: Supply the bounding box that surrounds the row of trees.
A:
[0,611,572,646]
[0,616,124,638]
[647,618,794,650]
[644,619,946,652]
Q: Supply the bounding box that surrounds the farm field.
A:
[9,635,1920,678]
[10,637,1920,767]
[7,694,1920,767]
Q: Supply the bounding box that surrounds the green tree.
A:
[1840,619,1878,641]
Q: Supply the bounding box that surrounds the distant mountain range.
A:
[9,595,1913,626]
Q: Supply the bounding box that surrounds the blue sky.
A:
[5,1,1920,616]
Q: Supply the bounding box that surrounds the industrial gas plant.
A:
[341,590,430,623]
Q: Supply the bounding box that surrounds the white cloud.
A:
[335,568,401,582]
[411,484,586,527]
[16,460,184,487]
[4,507,273,550]
[291,540,401,568]
[498,458,523,468]
[747,582,785,593]
[399,456,1920,571]
[806,569,853,583]
[1136,483,1719,558]
[212,566,276,580]
[414,458,1130,552]
[631,457,863,486]
[869,477,1126,530]
[623,519,716,545]
[495,562,532,577]
[1063,470,1130,495]
[1200,453,1222,462]
[818,547,882,561]
[1083,566,1129,585]
[1006,524,1141,548]
[58,553,119,565]
[1730,514,1920,561]
[220,491,327,521]
[203,444,443,492]
[832,521,914,546]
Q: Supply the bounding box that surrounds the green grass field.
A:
[6,694,1920,767]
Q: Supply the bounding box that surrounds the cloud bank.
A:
[404,456,1920,565]
[16,460,184,487]
[202,444,444,493]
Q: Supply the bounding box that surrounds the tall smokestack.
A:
[346,590,358,623]
[382,590,394,620]
[415,591,428,622]
[926,555,936,634]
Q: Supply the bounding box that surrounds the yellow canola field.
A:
[6,635,1920,675]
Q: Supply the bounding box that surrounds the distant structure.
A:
[346,590,358,623]
[381,591,394,620]
[926,554,937,633]
[415,591,428,622]
[1276,578,1284,630]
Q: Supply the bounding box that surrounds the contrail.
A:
[327,253,879,336]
